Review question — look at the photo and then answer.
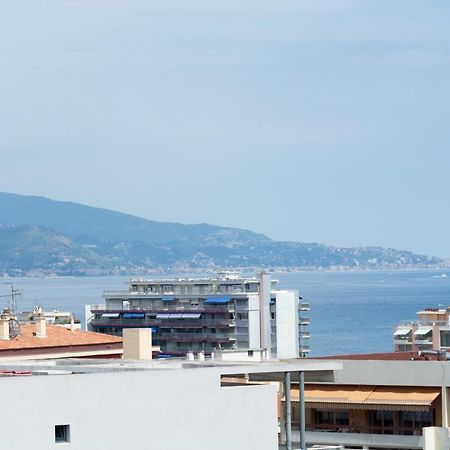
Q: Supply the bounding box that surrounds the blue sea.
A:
[2,269,450,356]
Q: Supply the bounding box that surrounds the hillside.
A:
[0,192,443,275]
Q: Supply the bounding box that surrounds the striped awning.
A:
[283,384,440,412]
[393,328,411,336]
[414,327,432,335]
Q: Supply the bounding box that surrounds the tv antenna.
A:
[0,284,23,314]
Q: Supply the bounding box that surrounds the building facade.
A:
[393,307,450,353]
[279,356,450,450]
[0,358,337,450]
[86,272,310,358]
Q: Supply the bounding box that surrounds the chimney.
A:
[122,328,152,360]
[70,314,75,332]
[0,314,10,341]
[35,314,47,338]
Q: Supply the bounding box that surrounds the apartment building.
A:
[278,353,450,450]
[86,272,310,359]
[393,307,450,353]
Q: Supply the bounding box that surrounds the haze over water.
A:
[2,269,450,356]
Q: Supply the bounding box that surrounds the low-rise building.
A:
[0,312,122,360]
[278,353,450,449]
[86,272,310,359]
[393,307,450,353]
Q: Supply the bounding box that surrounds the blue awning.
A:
[156,313,171,319]
[181,313,201,319]
[169,313,184,319]
[205,296,232,304]
[161,296,175,302]
[122,313,145,319]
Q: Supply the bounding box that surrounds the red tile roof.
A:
[0,323,122,351]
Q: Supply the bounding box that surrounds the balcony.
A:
[91,318,236,329]
[399,320,447,327]
[91,304,235,314]
[414,339,433,345]
[155,333,236,343]
[302,430,422,449]
[394,339,412,345]
[103,290,250,299]
[299,303,310,311]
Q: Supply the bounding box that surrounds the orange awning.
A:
[283,384,440,412]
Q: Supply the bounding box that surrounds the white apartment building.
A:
[86,272,310,359]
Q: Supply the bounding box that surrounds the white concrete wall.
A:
[84,304,95,331]
[333,360,450,387]
[259,273,272,353]
[0,367,278,450]
[276,290,299,359]
[423,426,450,449]
[248,293,261,349]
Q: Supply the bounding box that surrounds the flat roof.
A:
[0,357,340,379]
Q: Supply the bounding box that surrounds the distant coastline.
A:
[0,192,445,277]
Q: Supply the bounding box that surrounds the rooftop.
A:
[0,357,340,380]
[0,324,122,352]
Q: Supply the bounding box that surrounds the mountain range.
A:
[0,192,444,276]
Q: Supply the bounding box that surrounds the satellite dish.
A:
[9,319,20,338]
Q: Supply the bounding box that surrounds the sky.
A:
[1,0,450,257]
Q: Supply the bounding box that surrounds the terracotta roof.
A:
[0,324,122,351]
[284,384,440,411]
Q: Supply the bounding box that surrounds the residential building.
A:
[278,353,450,450]
[0,356,338,450]
[393,306,450,353]
[0,311,123,360]
[86,272,310,358]
[16,306,81,330]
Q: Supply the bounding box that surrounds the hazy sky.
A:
[1,0,450,256]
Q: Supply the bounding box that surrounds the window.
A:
[315,410,349,427]
[441,331,450,347]
[55,424,70,443]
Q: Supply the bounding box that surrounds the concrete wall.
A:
[0,367,278,450]
[275,290,299,359]
[332,360,450,387]
[248,293,261,349]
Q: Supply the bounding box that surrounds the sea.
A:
[2,269,450,357]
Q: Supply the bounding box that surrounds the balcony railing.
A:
[103,290,250,298]
[399,320,447,327]
[394,339,412,345]
[413,340,433,345]
[155,333,236,343]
